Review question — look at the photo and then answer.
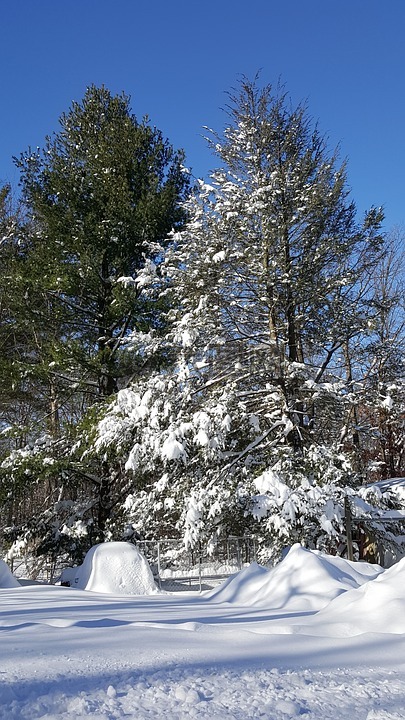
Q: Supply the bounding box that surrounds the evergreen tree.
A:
[0,86,189,552]
[15,85,189,404]
[88,78,386,560]
[163,78,384,456]
[0,184,17,443]
[0,184,34,448]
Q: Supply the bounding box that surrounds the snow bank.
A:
[0,559,20,588]
[1,578,405,720]
[2,545,405,718]
[206,544,383,611]
[308,554,405,636]
[70,542,158,595]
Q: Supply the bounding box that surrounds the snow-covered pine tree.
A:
[91,78,386,561]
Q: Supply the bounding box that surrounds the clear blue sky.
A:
[1,0,404,231]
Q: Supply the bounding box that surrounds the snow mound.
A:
[0,559,20,588]
[206,544,383,612]
[309,555,405,635]
[71,542,158,595]
[204,562,271,604]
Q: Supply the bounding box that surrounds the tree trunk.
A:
[344,339,361,467]
[48,377,61,439]
[263,243,278,344]
[98,252,118,397]
[283,227,298,363]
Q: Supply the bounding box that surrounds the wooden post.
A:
[344,496,354,561]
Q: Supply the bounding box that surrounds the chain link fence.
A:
[134,535,257,591]
[2,535,257,589]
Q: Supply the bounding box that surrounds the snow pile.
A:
[206,544,383,611]
[308,554,405,636]
[70,542,158,595]
[2,546,405,718]
[0,559,20,588]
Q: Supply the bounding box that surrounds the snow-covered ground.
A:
[1,543,405,719]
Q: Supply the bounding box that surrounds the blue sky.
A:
[1,0,404,231]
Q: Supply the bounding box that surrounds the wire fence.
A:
[134,535,257,591]
[2,535,258,589]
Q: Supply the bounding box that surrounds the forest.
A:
[0,78,404,572]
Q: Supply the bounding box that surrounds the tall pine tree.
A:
[15,85,189,406]
[0,86,189,553]
[90,78,387,560]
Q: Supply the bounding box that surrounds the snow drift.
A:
[303,554,405,636]
[2,545,405,720]
[68,542,158,595]
[0,559,20,588]
[206,544,383,611]
[0,560,20,588]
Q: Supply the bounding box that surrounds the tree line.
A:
[0,79,404,570]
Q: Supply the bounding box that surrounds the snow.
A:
[205,545,383,611]
[0,558,20,587]
[161,432,187,461]
[368,477,405,503]
[64,541,158,595]
[302,556,405,636]
[1,544,405,719]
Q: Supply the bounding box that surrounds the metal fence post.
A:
[344,496,354,561]
[157,540,161,590]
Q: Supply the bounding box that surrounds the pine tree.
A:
[15,85,189,405]
[164,78,384,452]
[0,184,18,443]
[88,78,387,560]
[0,87,189,554]
[0,184,34,448]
